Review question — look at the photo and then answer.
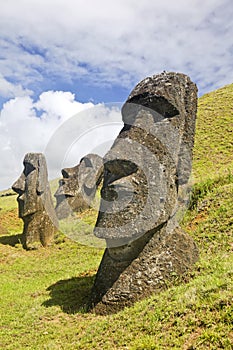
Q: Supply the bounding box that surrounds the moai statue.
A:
[12,153,58,249]
[55,154,103,219]
[89,72,199,314]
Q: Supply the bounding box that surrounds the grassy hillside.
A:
[193,83,233,181]
[0,84,232,349]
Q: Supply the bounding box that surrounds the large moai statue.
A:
[12,153,58,249]
[55,154,103,219]
[89,72,199,314]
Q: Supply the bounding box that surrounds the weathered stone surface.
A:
[12,153,58,249]
[89,72,198,314]
[55,154,103,219]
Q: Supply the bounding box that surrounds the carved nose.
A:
[61,168,70,178]
[12,175,25,194]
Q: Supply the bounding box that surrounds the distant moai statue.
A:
[89,72,199,314]
[12,153,58,249]
[55,154,103,219]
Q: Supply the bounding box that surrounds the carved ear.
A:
[37,154,48,194]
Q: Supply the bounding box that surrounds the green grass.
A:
[193,83,233,181]
[0,190,17,211]
[58,208,105,248]
[0,84,233,349]
[0,191,23,236]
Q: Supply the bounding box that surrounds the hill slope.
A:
[0,84,232,349]
[193,83,233,181]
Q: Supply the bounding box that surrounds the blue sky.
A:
[0,0,233,190]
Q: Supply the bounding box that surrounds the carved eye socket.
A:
[122,95,179,120]
[82,156,93,167]
[23,162,35,176]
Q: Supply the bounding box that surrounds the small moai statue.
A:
[12,153,58,249]
[89,72,199,314]
[55,154,103,219]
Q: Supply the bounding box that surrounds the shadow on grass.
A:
[0,233,23,247]
[43,274,96,314]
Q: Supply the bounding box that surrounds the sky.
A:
[0,0,233,190]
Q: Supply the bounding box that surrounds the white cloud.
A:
[0,92,91,190]
[0,74,32,98]
[0,91,123,190]
[35,91,92,121]
[0,0,232,95]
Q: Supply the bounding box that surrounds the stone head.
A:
[55,153,103,219]
[94,72,198,247]
[12,153,48,218]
